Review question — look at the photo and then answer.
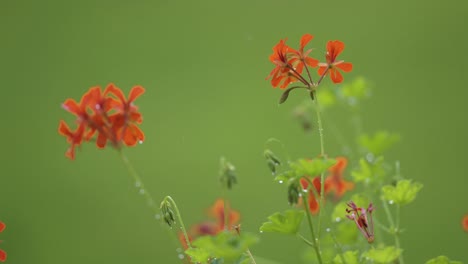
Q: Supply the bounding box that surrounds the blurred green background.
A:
[1,0,467,263]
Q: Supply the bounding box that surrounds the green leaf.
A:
[260,210,305,235]
[381,180,423,206]
[190,232,258,263]
[341,77,371,101]
[293,158,336,178]
[425,255,463,264]
[362,246,402,263]
[351,157,386,184]
[333,251,359,264]
[334,221,358,245]
[358,131,400,156]
[185,247,211,264]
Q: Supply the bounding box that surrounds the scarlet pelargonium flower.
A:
[266,39,303,89]
[179,199,241,250]
[290,34,319,74]
[0,221,6,262]
[346,201,375,243]
[462,214,468,232]
[325,157,354,200]
[318,40,353,84]
[58,83,145,159]
[300,177,331,214]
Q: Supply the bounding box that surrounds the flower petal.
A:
[317,66,328,77]
[336,62,353,72]
[58,120,72,137]
[128,86,145,103]
[330,68,344,84]
[463,215,468,232]
[106,83,126,104]
[96,132,108,148]
[327,40,345,61]
[300,34,314,51]
[62,99,81,115]
[0,249,6,262]
[305,57,319,68]
[0,222,5,233]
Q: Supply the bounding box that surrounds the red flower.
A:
[0,221,6,262]
[208,199,240,231]
[290,34,319,74]
[266,39,303,89]
[346,202,374,243]
[462,214,468,232]
[318,40,353,84]
[325,157,354,200]
[300,177,331,214]
[58,84,145,159]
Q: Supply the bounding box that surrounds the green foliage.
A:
[259,210,305,235]
[358,131,400,156]
[185,248,212,264]
[275,158,336,183]
[362,246,402,263]
[189,232,259,263]
[351,157,386,184]
[425,256,463,264]
[333,250,359,264]
[341,77,371,102]
[381,180,423,206]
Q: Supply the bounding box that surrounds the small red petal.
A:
[463,215,468,232]
[330,68,344,84]
[336,62,353,72]
[300,34,314,50]
[62,99,81,116]
[317,66,328,77]
[0,222,5,232]
[128,86,145,103]
[0,249,6,262]
[107,84,126,104]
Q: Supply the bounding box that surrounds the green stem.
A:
[329,228,348,264]
[312,90,326,237]
[164,196,193,249]
[382,200,404,264]
[223,192,229,231]
[302,193,323,264]
[245,248,257,264]
[297,233,315,247]
[118,150,159,215]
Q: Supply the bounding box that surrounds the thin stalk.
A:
[312,90,326,237]
[223,192,230,231]
[164,196,193,249]
[297,233,315,247]
[118,150,158,214]
[245,248,257,264]
[302,193,323,264]
[382,200,404,264]
[330,228,348,264]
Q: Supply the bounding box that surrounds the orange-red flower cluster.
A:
[0,221,6,262]
[179,199,240,250]
[462,214,468,232]
[266,34,352,88]
[58,84,145,159]
[300,157,354,214]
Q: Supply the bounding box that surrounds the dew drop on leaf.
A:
[279,180,283,184]
[178,254,185,259]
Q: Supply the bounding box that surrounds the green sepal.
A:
[190,232,259,263]
[362,246,402,263]
[358,131,400,156]
[351,157,386,184]
[333,251,359,264]
[381,179,423,206]
[425,255,463,264]
[259,210,305,235]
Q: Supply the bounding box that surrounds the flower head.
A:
[462,214,468,232]
[266,39,304,89]
[0,221,6,262]
[290,34,319,74]
[58,84,145,159]
[346,201,374,243]
[318,40,353,84]
[325,157,354,200]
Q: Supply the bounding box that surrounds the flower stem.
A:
[302,193,323,264]
[118,150,159,216]
[164,196,193,249]
[311,90,326,237]
[382,200,404,264]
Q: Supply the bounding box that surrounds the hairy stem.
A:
[302,193,323,264]
[164,196,192,249]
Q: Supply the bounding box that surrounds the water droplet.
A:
[389,200,394,205]
[178,254,185,259]
[135,181,142,188]
[326,228,331,232]
[303,189,308,193]
[139,189,145,195]
[335,217,341,222]
[260,231,263,233]
[138,140,143,144]
[278,180,283,184]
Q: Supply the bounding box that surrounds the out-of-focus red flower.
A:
[318,40,353,84]
[325,157,354,200]
[346,202,374,243]
[266,39,304,89]
[290,34,319,74]
[462,214,468,232]
[58,84,145,159]
[208,199,240,231]
[300,177,331,214]
[0,221,6,262]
